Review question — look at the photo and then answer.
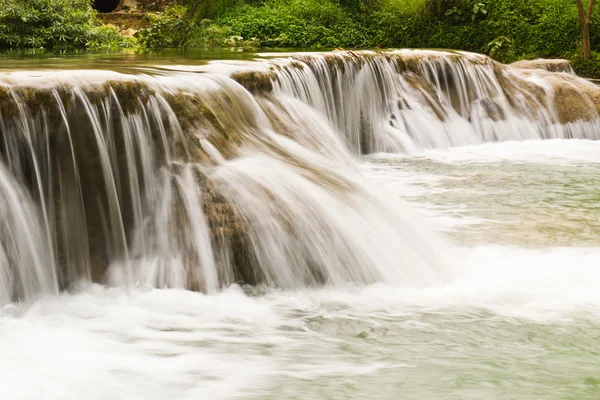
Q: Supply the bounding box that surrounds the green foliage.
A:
[485,35,514,63]
[137,6,195,48]
[358,0,599,62]
[186,0,250,20]
[135,0,600,76]
[136,6,245,49]
[154,0,599,71]
[215,0,367,48]
[0,0,131,50]
[88,25,138,51]
[571,51,600,78]
[444,2,487,23]
[6,0,594,76]
[0,0,95,49]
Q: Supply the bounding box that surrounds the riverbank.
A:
[2,0,600,78]
[108,0,600,78]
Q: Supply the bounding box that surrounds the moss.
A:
[162,91,246,161]
[492,61,600,124]
[0,86,19,120]
[16,87,55,113]
[398,55,423,75]
[322,53,348,74]
[494,63,552,119]
[0,85,75,134]
[163,92,224,133]
[231,70,275,94]
[392,54,409,73]
[288,60,305,70]
[102,80,155,114]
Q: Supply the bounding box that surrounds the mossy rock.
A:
[231,70,275,94]
[102,80,155,113]
[511,59,573,74]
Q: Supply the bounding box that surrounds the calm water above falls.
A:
[1,51,600,399]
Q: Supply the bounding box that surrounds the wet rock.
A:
[511,59,574,74]
[231,70,275,94]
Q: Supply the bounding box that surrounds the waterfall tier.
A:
[0,50,598,302]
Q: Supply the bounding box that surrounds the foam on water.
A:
[1,244,600,399]
[369,139,600,165]
[4,136,600,398]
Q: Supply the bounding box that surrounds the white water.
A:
[0,63,448,296]
[1,140,599,399]
[0,164,58,304]
[1,52,600,398]
[272,50,600,152]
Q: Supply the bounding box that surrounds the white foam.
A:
[376,139,600,165]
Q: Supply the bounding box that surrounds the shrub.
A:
[187,0,249,20]
[137,6,195,48]
[360,0,600,63]
[0,0,131,50]
[88,24,138,51]
[137,6,241,49]
[215,0,367,48]
[0,0,95,49]
[571,50,600,78]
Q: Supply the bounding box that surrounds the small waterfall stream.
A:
[0,50,599,303]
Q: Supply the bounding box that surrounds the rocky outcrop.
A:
[511,59,574,74]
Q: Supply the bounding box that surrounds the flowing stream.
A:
[0,50,599,399]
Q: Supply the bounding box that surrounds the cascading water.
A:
[0,163,58,304]
[2,50,600,399]
[1,50,599,303]
[272,50,600,152]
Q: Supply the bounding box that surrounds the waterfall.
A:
[0,50,598,302]
[0,163,58,303]
[270,50,600,153]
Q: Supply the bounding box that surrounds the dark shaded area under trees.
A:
[93,0,124,13]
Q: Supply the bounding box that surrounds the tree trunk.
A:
[577,0,596,60]
[583,22,591,59]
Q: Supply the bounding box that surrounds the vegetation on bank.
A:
[0,0,134,50]
[137,0,600,75]
[1,0,600,76]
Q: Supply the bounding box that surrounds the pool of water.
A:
[2,138,600,399]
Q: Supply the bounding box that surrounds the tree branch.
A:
[588,0,597,21]
[577,0,587,24]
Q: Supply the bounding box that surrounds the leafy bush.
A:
[571,51,600,78]
[0,0,95,49]
[136,0,600,76]
[0,0,131,50]
[187,0,249,20]
[215,0,367,48]
[88,24,138,51]
[7,0,592,76]
[137,0,600,76]
[360,0,599,62]
[136,6,242,49]
[485,35,514,63]
[136,6,195,48]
